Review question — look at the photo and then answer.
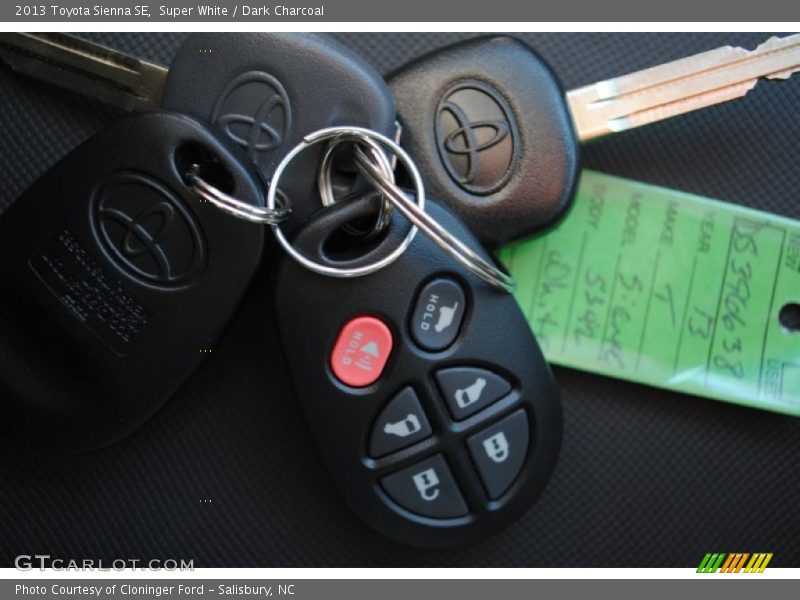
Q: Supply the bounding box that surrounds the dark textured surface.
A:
[0,33,798,567]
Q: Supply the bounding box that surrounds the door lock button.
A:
[467,410,529,499]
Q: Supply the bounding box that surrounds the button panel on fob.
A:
[276,197,562,547]
[371,367,528,518]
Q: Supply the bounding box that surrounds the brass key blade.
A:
[0,32,168,111]
[567,34,800,142]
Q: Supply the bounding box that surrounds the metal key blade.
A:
[0,32,167,111]
[568,34,800,142]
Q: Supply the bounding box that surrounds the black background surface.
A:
[0,33,798,567]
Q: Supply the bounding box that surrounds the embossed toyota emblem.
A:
[436,81,517,195]
[92,172,206,287]
[211,71,292,173]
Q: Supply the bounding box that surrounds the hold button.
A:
[410,278,466,351]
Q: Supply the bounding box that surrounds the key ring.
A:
[186,164,292,225]
[353,147,516,294]
[318,122,403,239]
[318,137,395,238]
[267,126,423,278]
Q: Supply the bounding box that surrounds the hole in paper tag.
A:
[779,303,800,333]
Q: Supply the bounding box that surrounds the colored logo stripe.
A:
[720,553,749,573]
[697,553,726,573]
[697,553,773,573]
[745,553,773,573]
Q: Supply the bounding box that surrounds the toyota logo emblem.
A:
[92,172,207,287]
[435,81,518,195]
[212,71,292,174]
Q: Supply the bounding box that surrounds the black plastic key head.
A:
[0,112,267,451]
[162,33,397,230]
[274,193,562,546]
[389,36,581,247]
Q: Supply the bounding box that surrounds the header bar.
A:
[2,0,798,23]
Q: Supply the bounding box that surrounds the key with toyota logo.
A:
[0,112,275,451]
[389,34,800,246]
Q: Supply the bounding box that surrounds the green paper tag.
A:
[498,170,800,417]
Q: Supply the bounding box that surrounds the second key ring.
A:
[318,137,395,238]
[353,146,516,294]
[267,126,423,279]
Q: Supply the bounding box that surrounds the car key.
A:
[388,34,800,246]
[273,191,562,547]
[0,32,396,228]
[0,111,268,452]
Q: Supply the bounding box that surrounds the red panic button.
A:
[331,316,393,387]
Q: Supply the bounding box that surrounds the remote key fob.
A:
[274,193,562,547]
[0,112,267,452]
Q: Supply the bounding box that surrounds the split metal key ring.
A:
[186,164,291,225]
[352,145,516,294]
[266,126,423,279]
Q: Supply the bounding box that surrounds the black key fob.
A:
[162,33,397,230]
[274,193,562,547]
[0,112,267,452]
[389,36,581,247]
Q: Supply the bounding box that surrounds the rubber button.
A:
[381,454,468,519]
[409,278,466,351]
[467,410,529,499]
[369,387,433,458]
[436,366,512,420]
[331,316,393,387]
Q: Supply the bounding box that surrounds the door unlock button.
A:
[412,468,440,501]
[381,455,468,519]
